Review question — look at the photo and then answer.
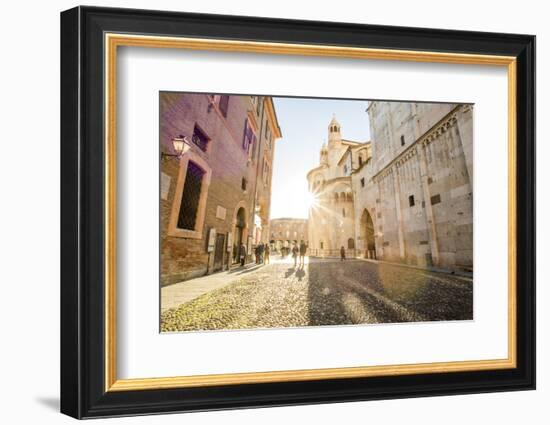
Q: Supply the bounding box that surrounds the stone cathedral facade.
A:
[307,102,473,272]
[306,116,372,258]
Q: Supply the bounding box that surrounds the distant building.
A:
[269,218,308,251]
[307,103,473,272]
[160,93,281,285]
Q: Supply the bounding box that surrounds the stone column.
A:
[454,106,474,186]
[411,103,421,140]
[418,144,440,265]
[376,178,383,258]
[391,167,406,259]
[386,105,398,158]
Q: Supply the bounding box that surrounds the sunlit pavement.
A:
[161,256,473,332]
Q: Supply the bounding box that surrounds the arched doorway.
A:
[232,207,246,264]
[361,209,376,259]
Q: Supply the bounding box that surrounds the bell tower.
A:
[328,115,341,146]
[320,142,328,165]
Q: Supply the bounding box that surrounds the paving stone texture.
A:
[161,257,473,332]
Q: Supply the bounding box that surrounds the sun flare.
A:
[305,191,320,211]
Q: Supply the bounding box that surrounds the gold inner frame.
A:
[104,33,517,392]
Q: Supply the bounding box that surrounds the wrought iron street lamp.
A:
[161,135,191,160]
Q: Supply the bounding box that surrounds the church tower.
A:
[327,115,344,173]
[320,142,328,165]
[328,115,341,146]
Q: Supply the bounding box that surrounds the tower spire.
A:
[328,114,341,144]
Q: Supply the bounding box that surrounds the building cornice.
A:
[264,97,282,139]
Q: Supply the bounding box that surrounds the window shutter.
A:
[243,119,256,155]
[247,126,253,153]
[243,120,249,151]
[250,132,256,154]
[218,95,229,117]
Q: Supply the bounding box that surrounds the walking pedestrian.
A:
[258,243,265,264]
[240,243,247,266]
[292,243,299,268]
[299,240,307,267]
[340,245,346,261]
[264,244,270,264]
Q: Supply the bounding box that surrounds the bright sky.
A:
[270,97,371,219]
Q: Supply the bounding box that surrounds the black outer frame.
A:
[60,6,536,419]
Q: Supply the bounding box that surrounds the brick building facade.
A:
[269,218,308,252]
[160,93,281,286]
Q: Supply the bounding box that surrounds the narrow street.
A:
[161,257,473,332]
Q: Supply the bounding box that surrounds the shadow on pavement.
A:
[227,264,264,275]
[307,260,351,326]
[306,258,473,326]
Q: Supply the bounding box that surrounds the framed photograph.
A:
[61,6,535,419]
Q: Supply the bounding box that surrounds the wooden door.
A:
[213,233,225,271]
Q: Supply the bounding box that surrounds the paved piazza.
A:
[161,257,473,332]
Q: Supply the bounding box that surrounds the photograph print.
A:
[159,92,474,333]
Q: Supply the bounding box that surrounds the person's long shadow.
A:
[227,264,264,275]
[284,267,295,278]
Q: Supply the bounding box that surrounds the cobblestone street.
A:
[161,257,473,332]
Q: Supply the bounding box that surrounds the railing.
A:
[308,248,356,258]
[308,249,377,259]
